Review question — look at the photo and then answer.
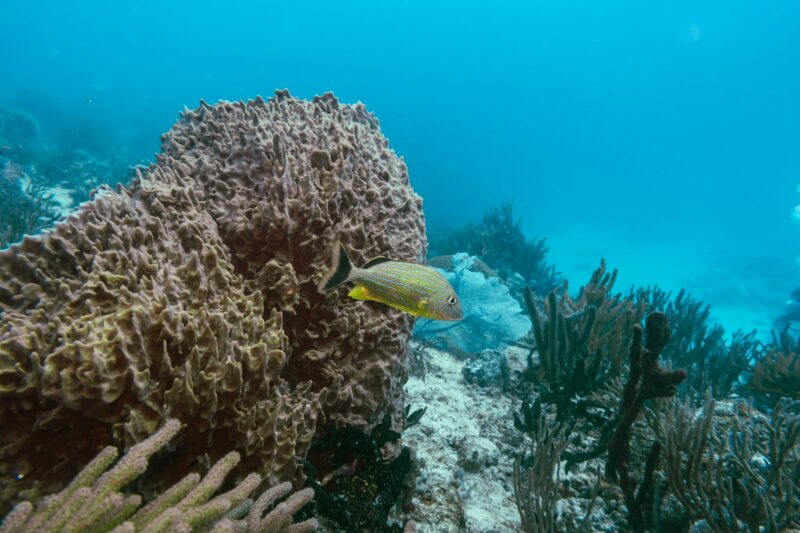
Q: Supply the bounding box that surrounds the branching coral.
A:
[0,419,318,532]
[0,91,425,510]
[743,330,800,406]
[428,202,559,293]
[0,172,61,249]
[660,392,800,532]
[512,400,568,533]
[522,260,646,425]
[604,312,687,531]
[646,288,759,399]
[524,288,598,422]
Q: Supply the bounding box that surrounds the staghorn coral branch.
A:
[246,482,292,531]
[1,419,318,533]
[129,473,200,529]
[174,452,241,514]
[258,487,316,533]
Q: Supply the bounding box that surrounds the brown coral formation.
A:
[746,348,800,402]
[1,418,319,532]
[0,90,425,509]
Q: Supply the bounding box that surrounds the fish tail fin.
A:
[319,242,353,291]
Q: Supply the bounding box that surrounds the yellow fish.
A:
[319,243,463,321]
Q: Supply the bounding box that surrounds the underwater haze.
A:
[4,2,800,532]
[3,0,800,335]
[4,0,799,335]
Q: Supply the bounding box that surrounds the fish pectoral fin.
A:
[348,285,372,301]
[388,301,422,317]
[417,298,430,310]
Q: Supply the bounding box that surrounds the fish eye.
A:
[448,296,457,306]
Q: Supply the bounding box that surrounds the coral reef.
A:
[0,91,425,510]
[521,261,645,425]
[512,400,568,533]
[403,342,617,532]
[604,312,687,531]
[413,254,530,355]
[646,288,760,399]
[744,343,800,406]
[0,107,40,164]
[427,202,559,293]
[660,392,800,532]
[0,418,318,532]
[523,261,647,425]
[0,168,61,249]
[405,255,798,532]
[0,104,140,249]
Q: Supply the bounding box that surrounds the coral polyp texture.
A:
[0,90,425,509]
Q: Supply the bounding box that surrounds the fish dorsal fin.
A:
[362,256,393,269]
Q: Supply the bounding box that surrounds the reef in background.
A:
[0,105,141,249]
[0,90,425,512]
[427,202,560,295]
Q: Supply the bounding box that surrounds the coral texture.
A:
[660,392,800,532]
[0,90,425,508]
[0,418,318,532]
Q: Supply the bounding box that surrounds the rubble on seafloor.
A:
[401,342,627,532]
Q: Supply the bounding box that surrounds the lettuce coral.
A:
[0,90,425,510]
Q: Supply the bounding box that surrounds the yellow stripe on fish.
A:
[318,243,463,321]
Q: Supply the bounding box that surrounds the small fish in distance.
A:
[319,242,463,321]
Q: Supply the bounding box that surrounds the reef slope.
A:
[0,90,425,507]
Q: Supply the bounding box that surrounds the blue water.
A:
[2,0,799,335]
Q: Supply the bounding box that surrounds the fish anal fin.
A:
[348,285,372,301]
[362,256,393,269]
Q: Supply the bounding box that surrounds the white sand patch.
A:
[47,185,76,214]
[403,345,522,532]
